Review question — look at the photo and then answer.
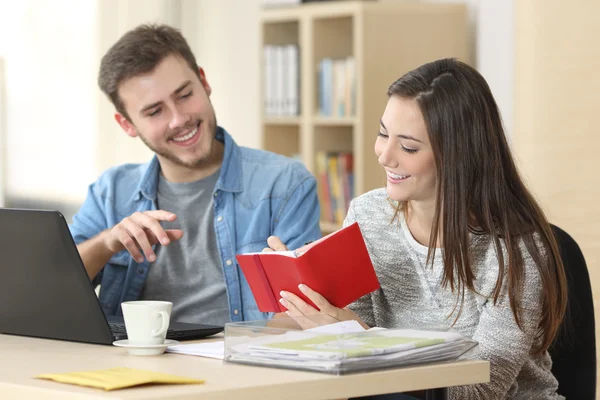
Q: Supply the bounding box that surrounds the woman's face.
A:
[374,96,437,204]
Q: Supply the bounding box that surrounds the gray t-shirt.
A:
[140,169,230,326]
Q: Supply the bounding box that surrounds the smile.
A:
[172,125,199,142]
[387,172,410,179]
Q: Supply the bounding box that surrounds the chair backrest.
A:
[549,224,596,399]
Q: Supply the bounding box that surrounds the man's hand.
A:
[103,210,184,263]
[263,236,288,252]
[263,236,312,257]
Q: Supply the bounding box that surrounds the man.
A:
[70,24,321,326]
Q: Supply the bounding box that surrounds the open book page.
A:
[238,223,350,258]
[240,250,297,257]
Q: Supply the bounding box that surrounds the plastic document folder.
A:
[236,222,380,312]
[223,317,478,375]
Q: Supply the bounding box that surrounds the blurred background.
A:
[0,0,598,391]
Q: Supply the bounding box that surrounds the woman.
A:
[269,58,567,399]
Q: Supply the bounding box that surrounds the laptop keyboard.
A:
[108,323,185,338]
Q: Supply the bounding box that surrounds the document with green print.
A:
[254,329,467,359]
[226,326,478,374]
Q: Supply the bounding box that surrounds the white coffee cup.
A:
[121,301,172,346]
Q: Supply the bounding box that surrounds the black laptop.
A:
[0,208,223,345]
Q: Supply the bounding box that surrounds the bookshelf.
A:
[260,1,470,233]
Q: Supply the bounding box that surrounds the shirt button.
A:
[226,259,233,266]
[137,268,144,275]
[217,216,223,222]
[214,191,218,197]
[233,309,239,315]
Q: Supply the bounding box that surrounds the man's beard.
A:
[138,116,217,168]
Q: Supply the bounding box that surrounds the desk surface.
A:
[0,334,489,400]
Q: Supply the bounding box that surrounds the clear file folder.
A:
[223,316,478,375]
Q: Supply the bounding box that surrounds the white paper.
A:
[239,250,297,257]
[166,341,225,359]
[305,320,366,334]
[163,321,365,360]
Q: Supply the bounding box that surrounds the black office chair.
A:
[549,225,596,399]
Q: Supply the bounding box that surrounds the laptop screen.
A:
[0,209,115,344]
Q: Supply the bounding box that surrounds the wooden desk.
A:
[0,334,489,400]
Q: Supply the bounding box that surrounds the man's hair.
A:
[98,24,200,121]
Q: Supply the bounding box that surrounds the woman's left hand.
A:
[280,284,369,329]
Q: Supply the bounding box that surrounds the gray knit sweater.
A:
[346,189,563,400]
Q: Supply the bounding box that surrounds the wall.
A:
[184,0,262,149]
[514,0,600,390]
[0,57,5,207]
[475,0,513,140]
[382,0,514,138]
[0,0,185,215]
[0,0,97,205]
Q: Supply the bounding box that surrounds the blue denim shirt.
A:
[69,127,321,322]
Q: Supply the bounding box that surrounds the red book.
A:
[235,223,380,313]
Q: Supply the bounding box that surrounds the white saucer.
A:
[112,339,180,356]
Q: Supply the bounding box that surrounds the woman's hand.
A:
[263,236,369,330]
[280,284,369,330]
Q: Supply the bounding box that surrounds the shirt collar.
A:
[131,126,243,203]
[215,126,243,194]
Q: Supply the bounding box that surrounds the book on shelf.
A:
[317,57,356,118]
[235,222,379,313]
[316,151,354,225]
[264,44,300,117]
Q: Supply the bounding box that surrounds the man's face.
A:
[116,54,217,169]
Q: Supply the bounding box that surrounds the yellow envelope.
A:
[36,367,205,391]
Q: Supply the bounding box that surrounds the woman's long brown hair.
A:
[388,58,567,356]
